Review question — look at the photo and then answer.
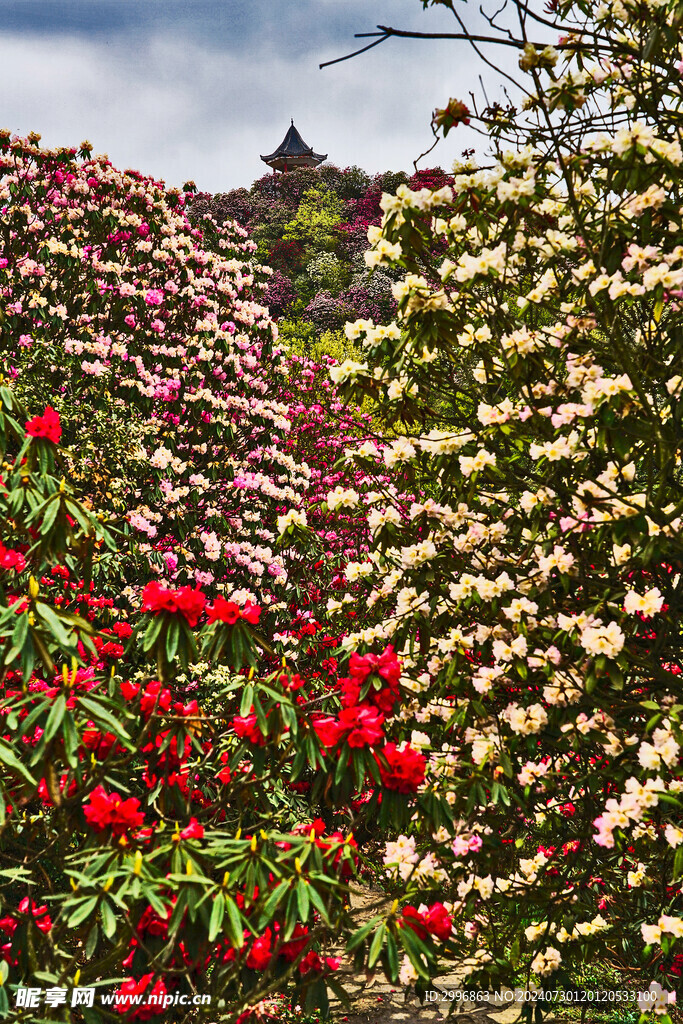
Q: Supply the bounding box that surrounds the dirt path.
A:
[328,888,575,1024]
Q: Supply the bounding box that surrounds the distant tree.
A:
[263,269,296,317]
[306,253,350,296]
[283,185,344,254]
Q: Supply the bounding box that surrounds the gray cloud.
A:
[0,2,520,192]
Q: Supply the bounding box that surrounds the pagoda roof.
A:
[260,120,327,166]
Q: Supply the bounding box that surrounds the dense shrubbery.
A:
[3,0,683,1019]
[190,164,454,346]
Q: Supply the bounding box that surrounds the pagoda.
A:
[260,120,327,173]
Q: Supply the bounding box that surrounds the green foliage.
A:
[283,186,344,254]
[306,253,350,296]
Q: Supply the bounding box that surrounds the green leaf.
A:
[165,616,180,663]
[67,896,99,928]
[368,923,386,969]
[34,601,73,646]
[85,922,99,958]
[386,931,399,981]
[100,900,117,939]
[0,738,36,785]
[77,696,133,746]
[208,893,225,942]
[296,880,310,921]
[43,693,66,743]
[260,879,290,922]
[240,684,254,718]
[224,897,244,948]
[346,916,382,953]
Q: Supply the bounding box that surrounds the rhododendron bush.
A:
[1,130,310,603]
[325,0,683,1016]
[0,392,449,1021]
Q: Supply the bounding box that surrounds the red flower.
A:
[206,597,241,624]
[424,902,453,941]
[299,949,323,975]
[83,785,145,835]
[137,903,172,938]
[140,680,172,716]
[115,975,167,1019]
[345,645,402,713]
[279,922,310,962]
[242,602,261,625]
[18,898,52,933]
[0,544,26,573]
[121,680,140,701]
[141,581,206,627]
[312,714,344,750]
[246,928,273,970]
[25,405,62,444]
[232,713,265,746]
[176,818,204,841]
[401,905,427,939]
[378,742,426,793]
[338,704,385,748]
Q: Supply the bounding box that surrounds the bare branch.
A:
[319,34,389,69]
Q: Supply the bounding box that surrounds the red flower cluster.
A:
[25,405,62,444]
[311,703,385,750]
[0,897,53,937]
[377,742,426,793]
[141,581,206,627]
[83,785,145,836]
[340,645,402,714]
[0,543,26,573]
[115,974,168,1019]
[401,902,453,942]
[140,584,262,630]
[241,922,340,975]
[206,597,261,625]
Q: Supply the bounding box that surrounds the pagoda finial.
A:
[291,117,294,125]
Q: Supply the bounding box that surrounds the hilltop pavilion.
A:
[260,120,327,173]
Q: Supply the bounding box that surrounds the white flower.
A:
[658,915,683,938]
[459,449,496,477]
[344,561,373,583]
[276,509,308,534]
[149,445,173,470]
[579,621,625,658]
[398,955,418,985]
[623,587,664,616]
[329,358,368,384]
[504,702,548,735]
[326,486,360,511]
[531,947,562,976]
[641,923,662,945]
[666,824,683,848]
[384,436,417,467]
[613,543,631,565]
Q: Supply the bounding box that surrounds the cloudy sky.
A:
[0,0,517,193]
